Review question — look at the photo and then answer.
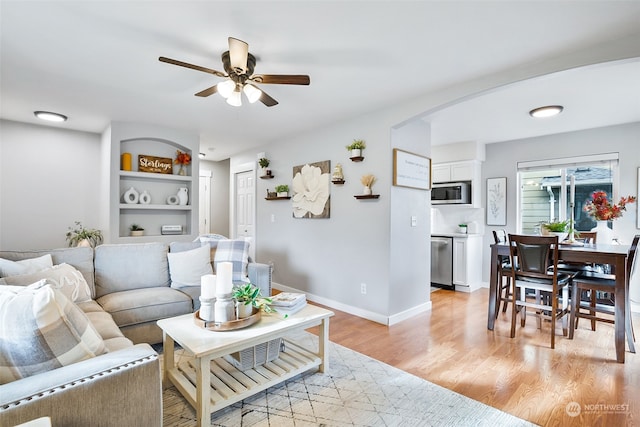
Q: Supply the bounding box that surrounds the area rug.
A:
[160,332,535,426]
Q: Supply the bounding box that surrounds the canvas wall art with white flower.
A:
[292,161,331,219]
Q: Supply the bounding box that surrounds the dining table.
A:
[487,241,636,363]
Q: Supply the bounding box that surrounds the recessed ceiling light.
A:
[34,111,68,122]
[529,105,563,118]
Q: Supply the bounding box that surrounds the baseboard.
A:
[272,282,432,326]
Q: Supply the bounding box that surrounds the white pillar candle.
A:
[217,262,233,295]
[201,274,217,298]
[570,175,575,206]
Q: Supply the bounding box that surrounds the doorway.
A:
[231,163,256,260]
[199,170,212,235]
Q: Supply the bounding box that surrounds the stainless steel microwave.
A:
[431,181,471,204]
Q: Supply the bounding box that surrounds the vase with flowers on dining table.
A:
[584,190,636,244]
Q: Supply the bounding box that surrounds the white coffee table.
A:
[157,304,334,427]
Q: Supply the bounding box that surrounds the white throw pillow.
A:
[1,263,92,302]
[0,254,53,277]
[167,244,213,289]
[0,281,107,385]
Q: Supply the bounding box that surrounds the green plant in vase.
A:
[275,184,289,196]
[65,221,103,248]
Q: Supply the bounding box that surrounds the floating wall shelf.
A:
[260,175,274,179]
[354,194,380,200]
[349,156,364,162]
[331,179,345,185]
[265,196,291,201]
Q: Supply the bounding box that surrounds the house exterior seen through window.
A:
[518,160,616,235]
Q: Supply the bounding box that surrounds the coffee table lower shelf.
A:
[166,339,320,414]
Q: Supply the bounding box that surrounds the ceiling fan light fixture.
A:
[34,111,67,122]
[529,105,564,118]
[226,90,242,107]
[243,84,262,103]
[217,79,235,98]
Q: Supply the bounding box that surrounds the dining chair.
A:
[569,235,638,355]
[508,234,572,349]
[492,229,512,316]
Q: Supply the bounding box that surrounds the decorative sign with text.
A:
[138,155,173,174]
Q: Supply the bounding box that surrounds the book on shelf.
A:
[274,300,307,317]
[270,292,306,307]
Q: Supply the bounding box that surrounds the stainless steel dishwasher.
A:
[431,236,453,290]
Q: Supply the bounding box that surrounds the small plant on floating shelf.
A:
[346,139,366,151]
[258,157,270,168]
[275,184,289,193]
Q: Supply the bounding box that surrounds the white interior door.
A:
[234,169,255,259]
[199,171,212,235]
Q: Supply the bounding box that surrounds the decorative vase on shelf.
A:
[177,187,189,205]
[178,164,186,176]
[362,186,372,196]
[351,149,361,158]
[591,220,614,244]
[123,187,139,204]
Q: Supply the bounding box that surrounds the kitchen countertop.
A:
[432,233,483,238]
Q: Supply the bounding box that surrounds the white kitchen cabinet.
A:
[432,160,479,183]
[452,235,482,291]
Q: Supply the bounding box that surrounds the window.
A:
[517,154,618,234]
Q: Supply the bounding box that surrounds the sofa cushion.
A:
[0,254,53,277]
[214,239,250,282]
[0,263,92,303]
[0,281,107,385]
[76,300,133,352]
[94,243,170,298]
[0,247,96,297]
[167,244,213,290]
[97,287,192,328]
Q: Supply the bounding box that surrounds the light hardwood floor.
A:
[306,288,639,426]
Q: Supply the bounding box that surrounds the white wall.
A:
[0,120,102,249]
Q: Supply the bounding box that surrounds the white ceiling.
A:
[1,1,640,160]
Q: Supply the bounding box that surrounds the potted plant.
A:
[458,223,468,234]
[360,174,375,195]
[275,184,289,197]
[541,220,568,242]
[258,157,271,176]
[65,221,103,248]
[130,224,145,237]
[232,283,275,318]
[346,139,366,157]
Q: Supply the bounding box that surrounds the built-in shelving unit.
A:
[107,122,199,243]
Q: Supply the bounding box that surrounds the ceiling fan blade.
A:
[252,74,310,85]
[228,37,249,74]
[195,85,218,97]
[159,56,226,78]
[258,89,279,107]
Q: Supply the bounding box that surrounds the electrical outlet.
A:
[360,283,367,294]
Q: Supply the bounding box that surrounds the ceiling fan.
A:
[159,37,310,107]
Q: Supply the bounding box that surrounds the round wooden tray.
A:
[194,308,261,331]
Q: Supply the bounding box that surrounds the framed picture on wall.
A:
[487,177,507,226]
[392,148,431,190]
